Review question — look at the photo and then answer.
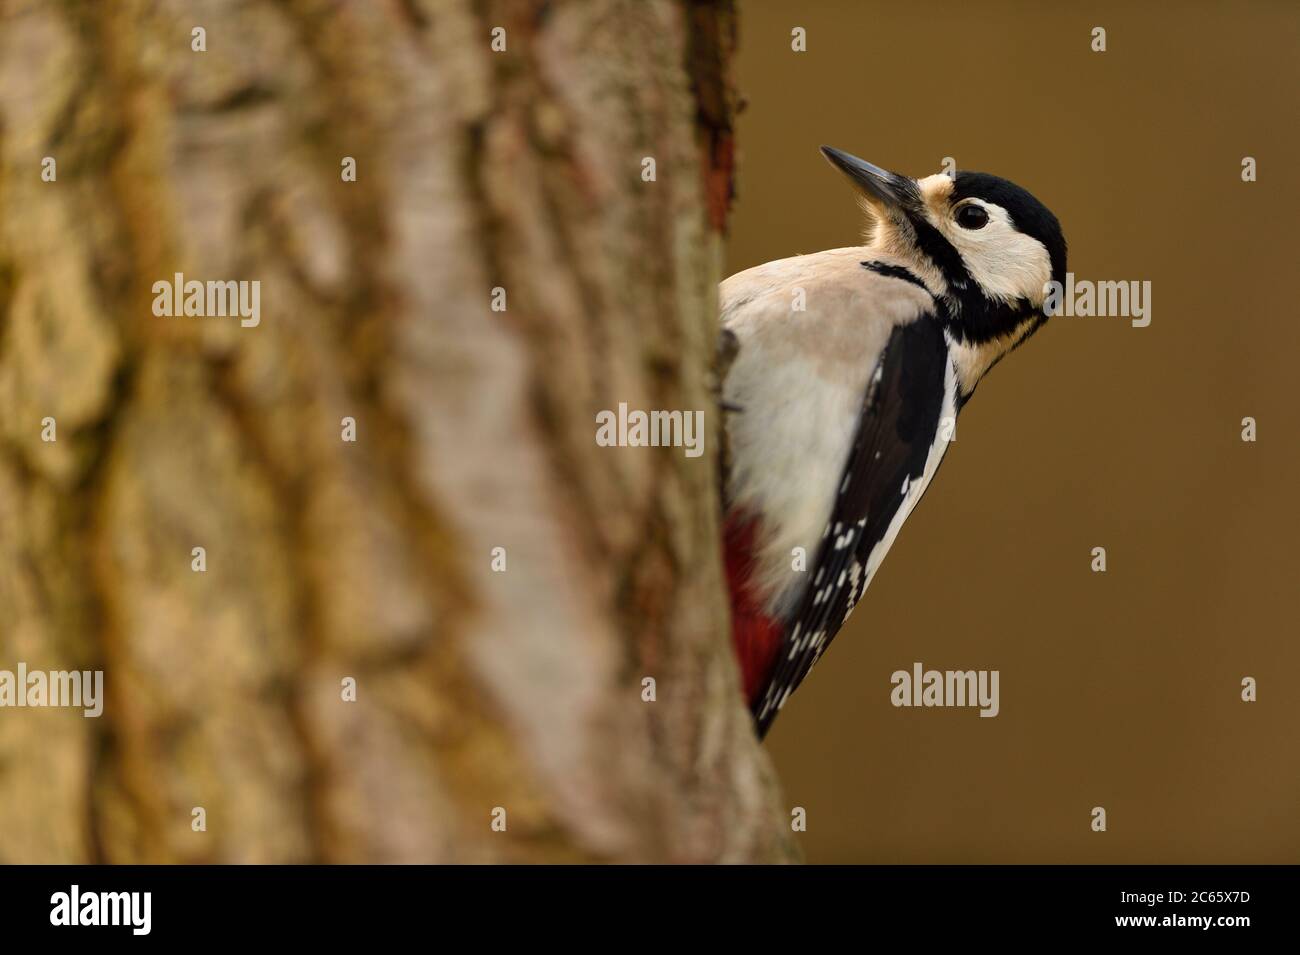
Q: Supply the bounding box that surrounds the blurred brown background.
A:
[728,0,1300,862]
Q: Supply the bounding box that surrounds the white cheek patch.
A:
[930,200,1052,306]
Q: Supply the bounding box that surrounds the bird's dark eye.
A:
[956,204,989,230]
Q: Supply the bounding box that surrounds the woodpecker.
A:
[721,146,1066,738]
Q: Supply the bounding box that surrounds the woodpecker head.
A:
[820,145,1066,359]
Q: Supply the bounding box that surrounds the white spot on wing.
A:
[858,344,960,599]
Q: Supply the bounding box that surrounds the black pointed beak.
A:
[819,146,920,213]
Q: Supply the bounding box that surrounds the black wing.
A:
[753,315,951,737]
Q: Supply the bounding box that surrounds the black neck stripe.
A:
[906,215,971,292]
[861,260,930,294]
[900,215,1040,347]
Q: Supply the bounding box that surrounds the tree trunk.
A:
[0,0,793,863]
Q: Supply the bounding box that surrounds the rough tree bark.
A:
[0,0,794,862]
